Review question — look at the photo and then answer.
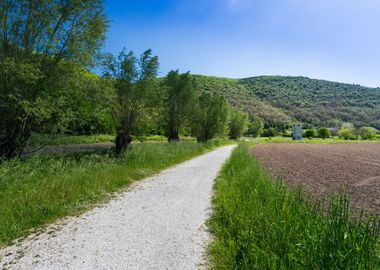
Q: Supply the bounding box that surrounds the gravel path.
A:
[0,145,235,270]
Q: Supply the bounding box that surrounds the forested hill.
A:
[193,75,380,129]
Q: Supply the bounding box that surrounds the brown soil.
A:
[252,143,380,214]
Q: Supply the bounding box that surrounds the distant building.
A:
[293,124,302,140]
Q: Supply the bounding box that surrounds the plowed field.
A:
[252,143,380,214]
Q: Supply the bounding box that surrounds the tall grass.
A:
[27,133,115,146]
[0,140,227,246]
[27,133,199,146]
[208,143,380,269]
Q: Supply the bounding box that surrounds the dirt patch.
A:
[252,143,380,214]
[22,143,115,157]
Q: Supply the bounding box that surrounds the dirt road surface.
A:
[252,143,380,214]
[0,145,235,270]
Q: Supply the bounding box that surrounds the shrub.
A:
[359,127,378,140]
[338,128,355,140]
[247,117,264,138]
[304,129,317,139]
[262,127,278,137]
[191,93,229,142]
[228,110,249,140]
[318,127,331,139]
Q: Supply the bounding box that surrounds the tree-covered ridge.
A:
[241,76,380,129]
[192,75,292,128]
[192,75,380,129]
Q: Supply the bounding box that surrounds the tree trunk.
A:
[0,138,19,159]
[115,132,132,157]
[0,121,29,160]
[196,135,208,143]
[168,131,180,142]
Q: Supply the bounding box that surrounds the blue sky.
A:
[103,0,380,87]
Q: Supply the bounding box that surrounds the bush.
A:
[228,110,249,140]
[359,127,378,140]
[304,129,317,139]
[262,127,278,137]
[339,128,355,140]
[318,127,331,139]
[191,93,229,142]
[246,117,264,138]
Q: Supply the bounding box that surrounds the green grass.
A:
[0,140,228,247]
[208,143,380,269]
[27,133,115,146]
[134,135,196,142]
[27,133,197,146]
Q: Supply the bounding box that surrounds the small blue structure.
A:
[292,124,302,140]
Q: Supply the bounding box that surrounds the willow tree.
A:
[191,93,229,142]
[163,71,197,142]
[247,117,264,138]
[103,48,159,156]
[0,0,108,159]
[228,110,248,140]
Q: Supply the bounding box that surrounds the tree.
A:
[228,110,248,140]
[318,127,331,139]
[0,0,108,159]
[103,48,159,156]
[262,127,278,137]
[191,94,228,142]
[341,123,354,130]
[20,63,116,138]
[163,70,197,142]
[54,66,115,135]
[359,127,378,140]
[304,129,317,139]
[338,129,355,140]
[247,117,264,138]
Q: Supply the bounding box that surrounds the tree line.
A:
[7,0,375,160]
[303,124,378,140]
[102,48,258,155]
[0,0,108,159]
[0,0,256,159]
[241,76,380,130]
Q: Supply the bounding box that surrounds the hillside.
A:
[193,75,380,129]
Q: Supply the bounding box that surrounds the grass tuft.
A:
[208,143,380,269]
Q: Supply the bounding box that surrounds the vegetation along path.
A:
[0,145,235,270]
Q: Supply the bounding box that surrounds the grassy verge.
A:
[0,140,228,247]
[27,133,115,146]
[27,134,378,147]
[208,143,380,269]
[27,133,198,146]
